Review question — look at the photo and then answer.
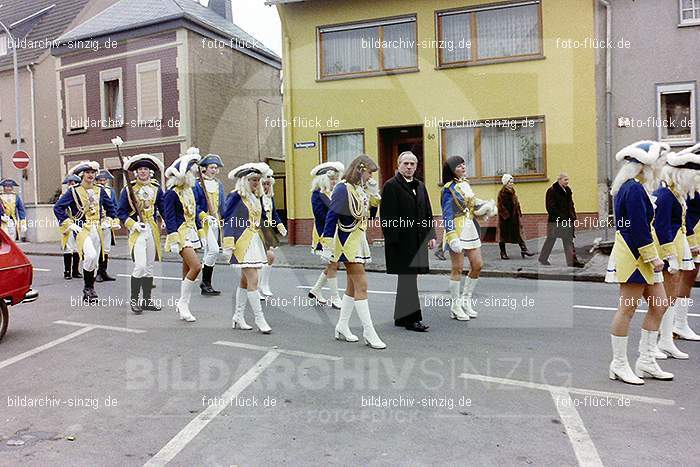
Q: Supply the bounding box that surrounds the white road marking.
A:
[32,267,51,272]
[0,327,94,370]
[459,372,675,406]
[54,320,147,334]
[117,273,181,281]
[296,285,396,295]
[550,388,604,467]
[214,340,342,361]
[143,351,280,467]
[574,305,700,318]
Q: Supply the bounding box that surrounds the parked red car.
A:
[0,228,38,341]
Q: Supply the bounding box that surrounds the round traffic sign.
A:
[12,150,30,170]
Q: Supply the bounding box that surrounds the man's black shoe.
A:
[572,261,585,268]
[131,300,143,314]
[405,321,429,332]
[64,271,72,280]
[200,283,221,296]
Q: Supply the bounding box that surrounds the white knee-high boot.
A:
[461,276,479,318]
[259,265,273,296]
[609,335,643,384]
[327,277,342,309]
[334,294,358,342]
[449,280,469,320]
[248,290,271,333]
[177,278,197,322]
[658,305,689,359]
[308,272,328,304]
[355,299,386,349]
[232,286,252,330]
[635,329,674,380]
[673,296,700,340]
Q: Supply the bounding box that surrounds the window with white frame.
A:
[64,75,87,132]
[136,60,162,122]
[318,16,417,79]
[657,82,696,145]
[436,1,542,67]
[680,0,700,24]
[321,131,365,168]
[0,34,8,56]
[441,117,545,182]
[100,68,124,127]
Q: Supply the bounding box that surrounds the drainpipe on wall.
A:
[598,0,612,241]
[27,63,38,206]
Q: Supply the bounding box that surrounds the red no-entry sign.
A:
[12,150,30,170]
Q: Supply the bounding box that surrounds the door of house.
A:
[378,126,424,185]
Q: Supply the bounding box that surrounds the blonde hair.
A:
[611,162,656,196]
[662,165,699,198]
[310,173,334,194]
[344,154,378,186]
[235,175,264,198]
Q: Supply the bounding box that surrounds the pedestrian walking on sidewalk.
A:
[497,174,535,260]
[308,161,345,308]
[322,155,385,349]
[222,163,272,333]
[538,173,584,267]
[605,141,673,384]
[381,151,435,333]
[441,156,497,321]
[163,148,205,323]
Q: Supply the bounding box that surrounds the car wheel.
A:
[0,300,8,342]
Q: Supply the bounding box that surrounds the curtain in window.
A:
[326,133,364,168]
[443,127,476,177]
[481,123,542,176]
[322,27,380,75]
[441,13,471,63]
[383,22,417,69]
[476,4,539,59]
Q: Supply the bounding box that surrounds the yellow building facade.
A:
[272,0,599,244]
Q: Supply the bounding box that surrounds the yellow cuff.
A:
[444,230,458,244]
[660,242,676,259]
[687,233,699,249]
[369,196,380,208]
[638,243,658,263]
[125,218,136,230]
[199,212,208,222]
[112,219,121,229]
[59,218,75,234]
[198,228,205,239]
[223,236,236,250]
[164,232,182,252]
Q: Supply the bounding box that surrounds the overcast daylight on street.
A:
[0,0,699,466]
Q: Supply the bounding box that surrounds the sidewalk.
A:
[21,228,613,282]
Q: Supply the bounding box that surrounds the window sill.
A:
[678,21,700,27]
[317,67,419,82]
[101,123,124,130]
[660,139,697,147]
[66,128,87,135]
[436,54,545,70]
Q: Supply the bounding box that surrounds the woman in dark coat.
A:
[497,174,535,259]
[381,151,436,332]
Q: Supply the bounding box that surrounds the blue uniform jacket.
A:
[53,185,116,226]
[652,184,683,256]
[193,178,225,218]
[162,188,202,235]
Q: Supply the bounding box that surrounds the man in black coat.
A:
[538,173,584,267]
[381,151,436,332]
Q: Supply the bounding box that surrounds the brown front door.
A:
[378,126,424,185]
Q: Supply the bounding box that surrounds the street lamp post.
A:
[0,9,24,200]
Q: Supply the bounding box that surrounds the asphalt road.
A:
[1,254,698,466]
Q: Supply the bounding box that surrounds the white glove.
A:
[1,215,10,223]
[200,236,207,250]
[101,220,112,230]
[277,224,287,237]
[20,224,27,234]
[366,178,381,199]
[222,248,233,262]
[205,216,218,227]
[69,224,82,234]
[667,256,680,274]
[169,243,180,254]
[449,239,462,253]
[320,248,333,264]
[133,222,147,233]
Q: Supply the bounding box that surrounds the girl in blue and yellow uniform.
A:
[652,148,700,359]
[54,161,117,302]
[60,174,83,280]
[222,163,271,333]
[163,148,204,323]
[117,154,165,314]
[605,141,673,384]
[258,164,287,297]
[95,170,119,282]
[0,179,26,241]
[441,156,497,321]
[194,153,225,296]
[675,144,700,342]
[308,161,344,308]
[322,154,385,349]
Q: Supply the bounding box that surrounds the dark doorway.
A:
[378,126,424,185]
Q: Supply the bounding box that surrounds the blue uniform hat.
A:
[96,169,114,180]
[0,178,19,187]
[199,154,224,168]
[63,174,81,184]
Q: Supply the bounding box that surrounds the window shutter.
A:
[66,80,85,129]
[138,66,161,121]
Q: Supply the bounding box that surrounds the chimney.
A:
[208,0,233,22]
